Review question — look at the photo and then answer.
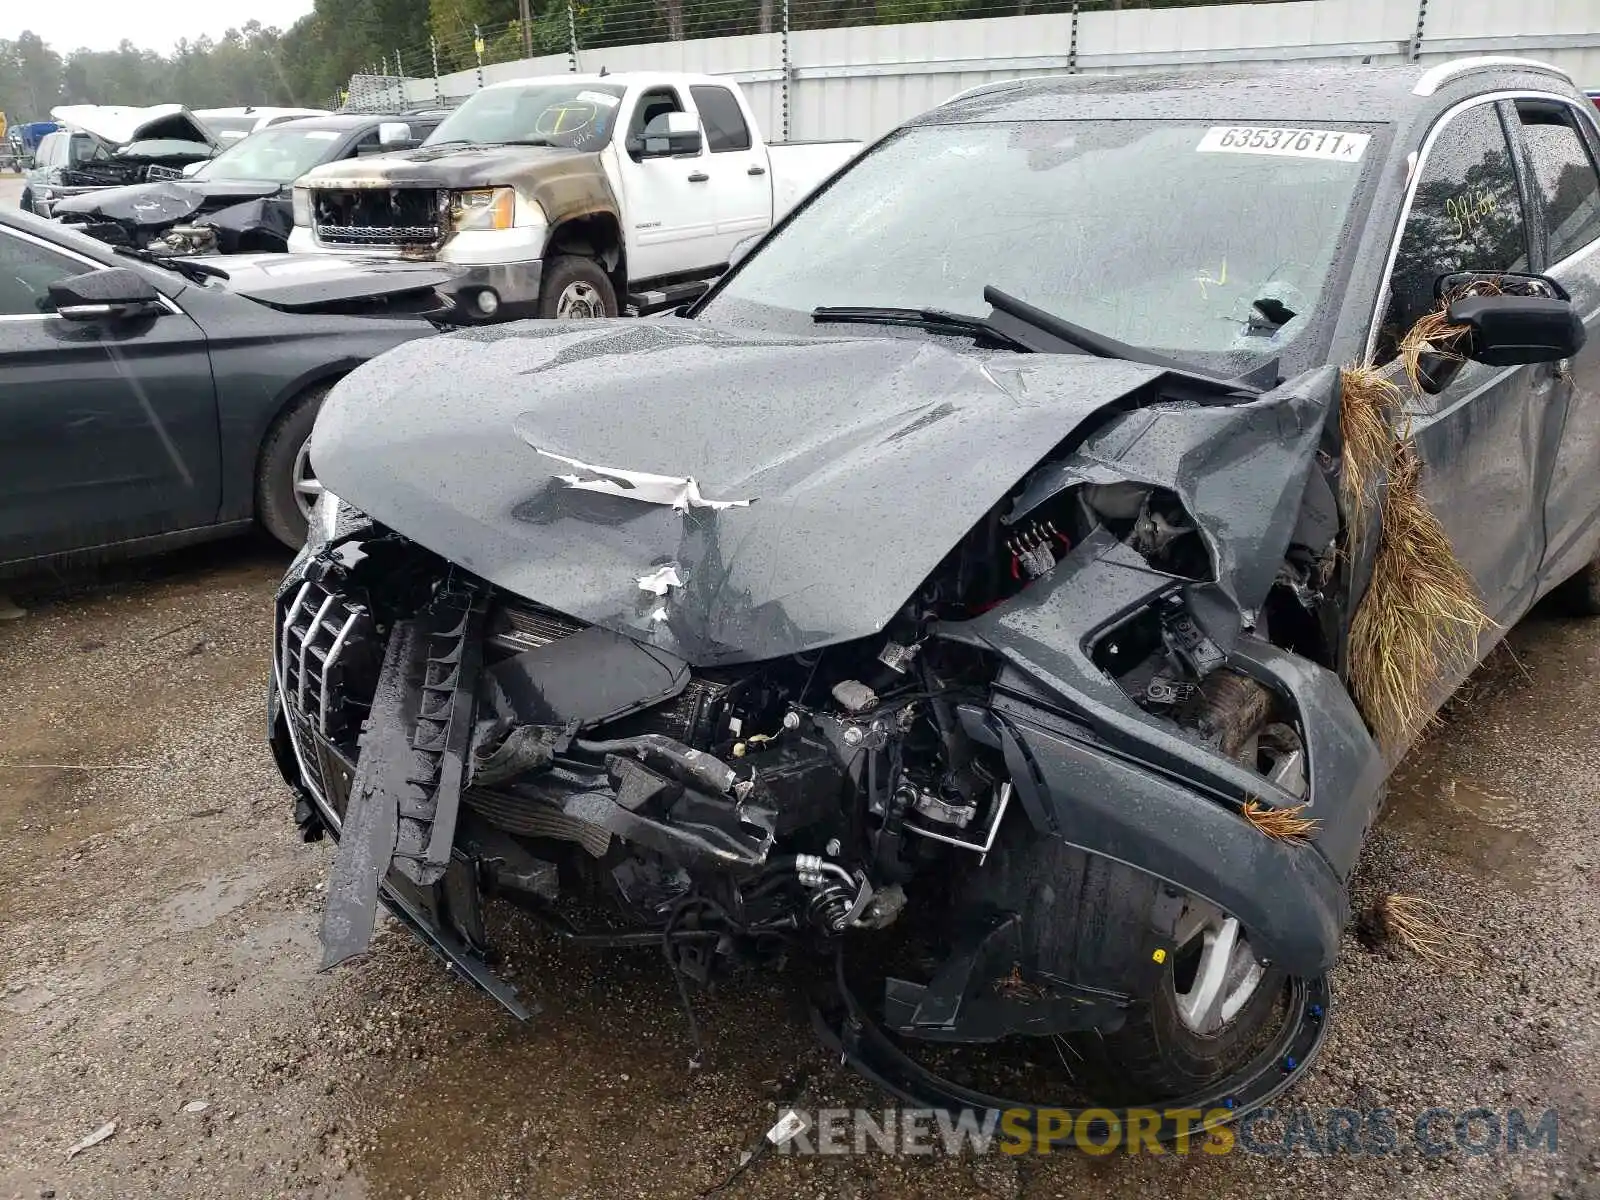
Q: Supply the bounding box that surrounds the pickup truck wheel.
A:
[539,255,617,319]
[256,383,332,549]
[19,189,35,215]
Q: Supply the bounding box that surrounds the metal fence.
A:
[345,0,1600,141]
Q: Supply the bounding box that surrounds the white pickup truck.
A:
[287,72,860,318]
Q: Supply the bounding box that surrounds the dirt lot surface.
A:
[0,538,1594,1200]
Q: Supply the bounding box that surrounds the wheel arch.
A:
[543,210,626,300]
[232,361,358,525]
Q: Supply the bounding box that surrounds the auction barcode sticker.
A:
[1196,126,1371,162]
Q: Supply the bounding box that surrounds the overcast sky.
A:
[5,0,315,55]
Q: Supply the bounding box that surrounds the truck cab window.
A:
[1517,102,1600,265]
[690,86,752,152]
[631,89,684,145]
[1375,102,1529,363]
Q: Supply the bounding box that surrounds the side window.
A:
[36,133,61,167]
[0,231,86,316]
[1516,103,1600,264]
[347,131,381,158]
[690,85,752,153]
[1377,102,1529,362]
[629,88,685,146]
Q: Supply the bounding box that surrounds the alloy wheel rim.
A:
[1171,902,1267,1036]
[291,437,323,524]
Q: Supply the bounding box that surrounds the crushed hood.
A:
[213,253,459,311]
[51,104,216,152]
[310,320,1204,665]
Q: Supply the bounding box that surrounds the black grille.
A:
[312,187,443,248]
[278,581,378,742]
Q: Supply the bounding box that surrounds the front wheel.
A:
[537,254,617,319]
[19,189,35,215]
[255,383,332,549]
[1100,898,1286,1096]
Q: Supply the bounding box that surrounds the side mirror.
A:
[637,111,702,159]
[47,268,162,321]
[727,233,762,269]
[1446,294,1586,367]
[377,122,414,146]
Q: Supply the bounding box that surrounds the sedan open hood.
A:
[51,104,217,152]
[310,320,1212,665]
[214,253,461,311]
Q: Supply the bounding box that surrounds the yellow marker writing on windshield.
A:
[1195,257,1228,298]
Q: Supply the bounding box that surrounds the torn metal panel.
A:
[1007,365,1342,614]
[533,449,752,512]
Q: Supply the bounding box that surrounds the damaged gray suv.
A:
[269,58,1600,1122]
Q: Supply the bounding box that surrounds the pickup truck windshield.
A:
[423,82,627,152]
[706,119,1375,373]
[194,127,344,184]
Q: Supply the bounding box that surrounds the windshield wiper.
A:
[981,285,1210,374]
[811,305,1033,351]
[114,245,230,283]
[483,138,555,148]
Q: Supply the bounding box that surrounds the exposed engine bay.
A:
[276,462,1327,1057]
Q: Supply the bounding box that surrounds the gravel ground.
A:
[0,176,1595,1198]
[0,541,1595,1200]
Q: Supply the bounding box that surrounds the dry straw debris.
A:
[1339,308,1494,750]
[1240,799,1320,841]
[1359,893,1478,966]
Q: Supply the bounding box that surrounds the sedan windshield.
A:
[194,127,344,184]
[704,119,1377,374]
[423,82,626,151]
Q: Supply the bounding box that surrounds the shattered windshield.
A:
[193,127,343,184]
[422,82,626,151]
[704,119,1377,373]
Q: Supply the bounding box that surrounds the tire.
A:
[19,189,34,215]
[536,254,617,319]
[959,822,1286,1100]
[256,383,332,549]
[1099,900,1287,1098]
[1553,555,1600,616]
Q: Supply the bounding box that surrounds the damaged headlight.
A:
[291,186,311,228]
[450,187,517,232]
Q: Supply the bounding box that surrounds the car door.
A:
[0,224,221,565]
[614,85,719,282]
[1509,96,1600,591]
[1369,98,1547,626]
[688,84,771,253]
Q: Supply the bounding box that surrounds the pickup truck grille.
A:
[312,187,444,248]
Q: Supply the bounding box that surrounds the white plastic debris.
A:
[636,563,683,596]
[182,1101,210,1114]
[765,1109,809,1146]
[530,447,752,513]
[65,1120,116,1159]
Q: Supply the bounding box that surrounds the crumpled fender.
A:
[938,366,1383,978]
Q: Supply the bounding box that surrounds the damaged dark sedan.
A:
[269,58,1600,1120]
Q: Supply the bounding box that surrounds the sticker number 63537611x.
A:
[1196,126,1371,162]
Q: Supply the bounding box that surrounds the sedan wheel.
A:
[555,280,606,319]
[291,435,324,525]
